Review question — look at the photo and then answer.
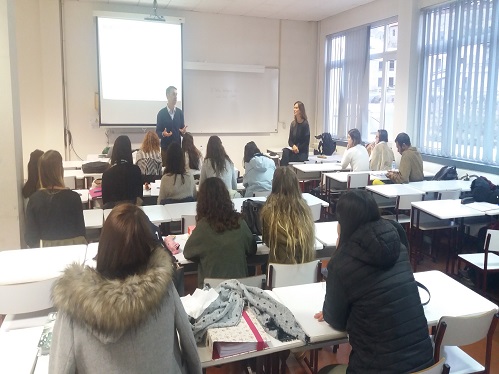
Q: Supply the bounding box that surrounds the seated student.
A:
[387,132,424,183]
[182,132,203,175]
[102,135,143,208]
[314,190,433,374]
[368,129,395,171]
[341,128,370,171]
[183,177,257,288]
[157,142,196,204]
[22,149,44,199]
[135,131,162,182]
[242,141,276,197]
[49,203,202,374]
[199,135,238,196]
[260,166,315,264]
[25,150,86,248]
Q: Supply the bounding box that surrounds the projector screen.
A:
[96,16,183,127]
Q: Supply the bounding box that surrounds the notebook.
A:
[206,308,269,359]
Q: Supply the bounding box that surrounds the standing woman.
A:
[22,149,44,199]
[158,142,196,204]
[260,167,315,264]
[242,141,276,197]
[49,203,202,374]
[280,101,310,166]
[182,132,203,174]
[341,128,370,171]
[369,129,395,171]
[135,131,162,181]
[314,190,433,373]
[25,150,86,248]
[199,136,237,195]
[183,177,257,288]
[102,135,143,209]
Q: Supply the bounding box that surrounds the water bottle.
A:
[391,160,396,171]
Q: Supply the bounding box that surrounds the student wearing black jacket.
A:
[315,190,433,374]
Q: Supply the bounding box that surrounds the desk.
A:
[83,209,104,229]
[0,326,44,373]
[308,154,343,164]
[62,160,84,170]
[140,205,172,224]
[292,163,343,182]
[366,184,424,198]
[314,222,339,248]
[408,180,472,194]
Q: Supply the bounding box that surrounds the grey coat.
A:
[49,249,202,374]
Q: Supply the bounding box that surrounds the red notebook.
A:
[206,308,269,359]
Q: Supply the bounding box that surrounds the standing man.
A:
[156,86,188,166]
[387,132,424,183]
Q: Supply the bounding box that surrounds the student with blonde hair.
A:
[135,131,162,180]
[24,150,86,247]
[260,166,315,264]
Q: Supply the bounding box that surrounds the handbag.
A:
[241,199,265,236]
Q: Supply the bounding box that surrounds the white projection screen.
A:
[96,16,183,127]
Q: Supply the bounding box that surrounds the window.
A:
[325,19,398,142]
[418,0,499,165]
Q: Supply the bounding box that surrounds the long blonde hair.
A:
[140,131,160,154]
[260,166,315,264]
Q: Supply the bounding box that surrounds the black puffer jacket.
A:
[323,219,433,373]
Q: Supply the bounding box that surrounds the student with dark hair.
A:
[156,86,187,167]
[157,142,196,204]
[387,132,424,183]
[183,177,257,288]
[49,203,202,374]
[341,128,369,171]
[281,101,310,166]
[24,150,86,247]
[182,132,203,173]
[368,129,395,171]
[242,141,276,197]
[260,167,315,264]
[102,135,143,208]
[199,136,238,195]
[22,149,44,198]
[314,190,433,374]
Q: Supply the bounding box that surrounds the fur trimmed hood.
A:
[51,248,174,344]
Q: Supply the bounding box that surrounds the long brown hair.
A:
[97,203,158,279]
[196,177,240,233]
[140,131,160,154]
[293,101,308,122]
[38,150,65,190]
[260,166,315,264]
[205,136,232,175]
[182,132,202,170]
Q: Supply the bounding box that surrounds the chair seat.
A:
[418,220,458,231]
[442,345,485,374]
[458,253,499,270]
[381,214,411,224]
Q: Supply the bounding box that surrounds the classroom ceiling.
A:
[71,0,376,22]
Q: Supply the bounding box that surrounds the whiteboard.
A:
[183,68,278,133]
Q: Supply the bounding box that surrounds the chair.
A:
[411,358,450,374]
[309,202,322,222]
[181,214,197,234]
[267,260,322,290]
[204,274,266,289]
[433,309,499,374]
[0,277,57,315]
[382,193,425,225]
[347,172,370,189]
[253,190,271,197]
[457,229,499,294]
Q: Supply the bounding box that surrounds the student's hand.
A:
[162,129,172,137]
[292,145,299,154]
[180,125,188,135]
[314,311,324,322]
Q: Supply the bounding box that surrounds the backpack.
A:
[241,199,265,236]
[82,161,110,174]
[316,133,336,156]
[432,165,458,181]
[471,176,499,204]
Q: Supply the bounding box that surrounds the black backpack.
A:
[432,165,458,181]
[82,161,110,174]
[316,133,336,156]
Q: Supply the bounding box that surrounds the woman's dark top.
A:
[25,189,85,248]
[322,219,434,373]
[288,119,310,155]
[102,161,143,205]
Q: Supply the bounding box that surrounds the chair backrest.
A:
[347,172,370,189]
[63,175,76,189]
[267,260,322,290]
[0,277,56,314]
[433,309,499,367]
[309,203,322,222]
[437,189,461,200]
[253,190,271,197]
[204,274,266,289]
[484,229,499,252]
[397,193,425,211]
[411,358,450,374]
[181,214,197,234]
